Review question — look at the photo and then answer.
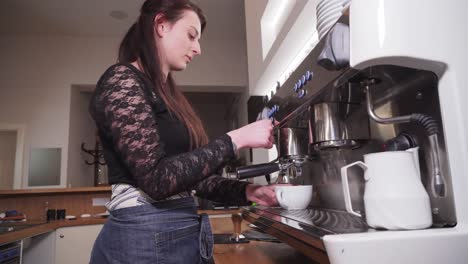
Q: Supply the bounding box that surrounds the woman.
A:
[89,0,278,263]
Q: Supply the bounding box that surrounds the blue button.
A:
[294,83,299,92]
[301,75,306,85]
[267,109,274,118]
[297,80,302,88]
[298,89,306,98]
[306,71,313,81]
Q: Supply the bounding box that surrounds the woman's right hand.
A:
[227,119,277,150]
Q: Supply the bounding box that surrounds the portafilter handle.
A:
[236,163,281,180]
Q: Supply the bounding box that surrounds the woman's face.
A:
[155,10,202,75]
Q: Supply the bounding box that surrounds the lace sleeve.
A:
[90,65,235,200]
[193,175,250,206]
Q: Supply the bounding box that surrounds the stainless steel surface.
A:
[365,79,448,199]
[309,102,368,150]
[276,174,292,184]
[313,139,359,150]
[365,82,413,124]
[241,205,369,263]
[236,127,309,181]
[244,206,369,236]
[265,57,456,226]
[277,127,309,160]
[428,134,447,198]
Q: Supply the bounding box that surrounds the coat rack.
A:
[81,134,107,186]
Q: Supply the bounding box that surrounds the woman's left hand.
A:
[245,184,280,206]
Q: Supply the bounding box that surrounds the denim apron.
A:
[90,197,213,264]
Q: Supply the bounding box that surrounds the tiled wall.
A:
[0,191,110,221]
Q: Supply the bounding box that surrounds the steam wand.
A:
[363,78,446,198]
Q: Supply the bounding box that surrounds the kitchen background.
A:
[1,0,467,263]
[0,0,319,190]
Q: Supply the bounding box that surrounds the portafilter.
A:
[235,127,309,181]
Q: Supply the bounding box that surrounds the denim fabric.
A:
[90,197,213,264]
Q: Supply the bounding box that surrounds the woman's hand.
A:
[245,184,279,207]
[227,119,277,151]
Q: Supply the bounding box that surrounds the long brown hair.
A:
[118,0,208,149]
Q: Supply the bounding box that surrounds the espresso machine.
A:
[236,127,309,184]
[240,0,468,263]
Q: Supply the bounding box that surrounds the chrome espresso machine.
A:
[239,0,468,263]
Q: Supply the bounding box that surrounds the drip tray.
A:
[241,206,371,263]
[252,206,369,235]
[241,206,371,253]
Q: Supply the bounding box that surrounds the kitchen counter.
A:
[0,209,240,245]
[0,186,111,197]
[210,216,311,264]
[0,210,312,263]
[0,218,107,245]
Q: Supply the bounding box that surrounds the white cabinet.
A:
[55,224,103,264]
[23,232,56,264]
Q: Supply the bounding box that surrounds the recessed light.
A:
[109,10,128,20]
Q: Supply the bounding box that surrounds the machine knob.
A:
[297,80,302,89]
[298,89,306,98]
[294,83,300,92]
[273,104,279,112]
[267,105,280,119]
[305,70,313,81]
[267,109,275,119]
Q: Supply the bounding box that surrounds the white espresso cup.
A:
[275,185,313,210]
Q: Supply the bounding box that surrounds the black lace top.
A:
[89,63,249,205]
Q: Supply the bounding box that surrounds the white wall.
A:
[0,12,249,187]
[67,88,96,187]
[0,131,17,189]
[244,0,318,166]
[245,0,317,97]
[173,0,249,87]
[0,35,119,188]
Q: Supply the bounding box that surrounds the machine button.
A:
[294,83,300,92]
[267,109,274,118]
[274,105,280,112]
[306,70,313,81]
[297,80,302,88]
[298,89,306,98]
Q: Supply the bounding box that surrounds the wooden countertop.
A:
[0,186,111,197]
[0,218,107,245]
[210,215,311,264]
[0,209,235,245]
